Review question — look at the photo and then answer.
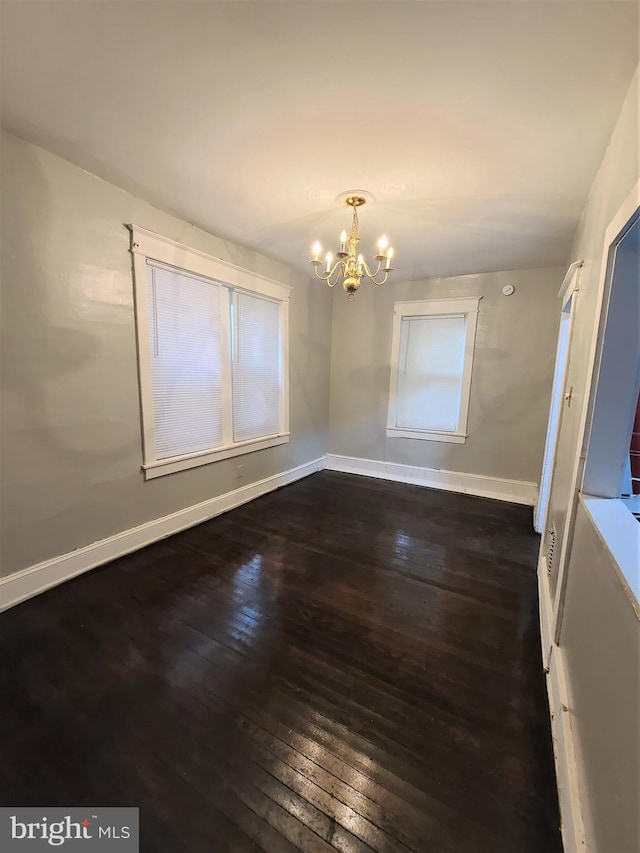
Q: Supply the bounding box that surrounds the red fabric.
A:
[631,391,640,495]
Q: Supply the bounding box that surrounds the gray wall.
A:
[562,502,639,853]
[0,129,332,578]
[546,67,639,852]
[328,266,562,483]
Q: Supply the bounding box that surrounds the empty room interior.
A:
[1,2,639,852]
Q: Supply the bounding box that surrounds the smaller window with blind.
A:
[130,226,290,479]
[387,298,479,444]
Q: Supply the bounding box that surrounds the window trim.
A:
[129,225,291,480]
[386,297,480,444]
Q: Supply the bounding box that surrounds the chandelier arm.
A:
[361,259,382,279]
[327,264,342,287]
[329,260,343,281]
[313,261,342,283]
[369,271,390,286]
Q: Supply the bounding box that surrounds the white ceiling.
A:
[1,1,638,280]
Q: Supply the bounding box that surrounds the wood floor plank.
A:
[0,471,561,852]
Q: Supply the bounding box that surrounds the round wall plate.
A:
[502,284,515,296]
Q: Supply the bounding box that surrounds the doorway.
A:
[534,266,579,535]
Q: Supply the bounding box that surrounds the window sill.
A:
[143,434,290,480]
[581,495,640,613]
[386,427,467,444]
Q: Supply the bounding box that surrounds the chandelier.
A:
[309,195,394,301]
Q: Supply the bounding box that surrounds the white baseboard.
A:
[538,554,587,852]
[326,454,538,506]
[1,454,537,611]
[0,456,325,612]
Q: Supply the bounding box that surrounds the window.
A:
[130,226,290,479]
[387,298,479,443]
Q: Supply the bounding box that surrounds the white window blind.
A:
[132,225,290,479]
[395,315,467,433]
[232,291,281,442]
[147,262,224,459]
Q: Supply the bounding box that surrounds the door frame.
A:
[534,263,581,535]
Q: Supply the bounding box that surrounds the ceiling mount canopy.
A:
[310,193,394,301]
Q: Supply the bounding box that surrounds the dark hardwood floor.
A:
[1,471,561,852]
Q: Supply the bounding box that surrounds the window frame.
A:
[129,225,290,480]
[386,297,480,444]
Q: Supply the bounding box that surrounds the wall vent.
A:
[546,524,557,576]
